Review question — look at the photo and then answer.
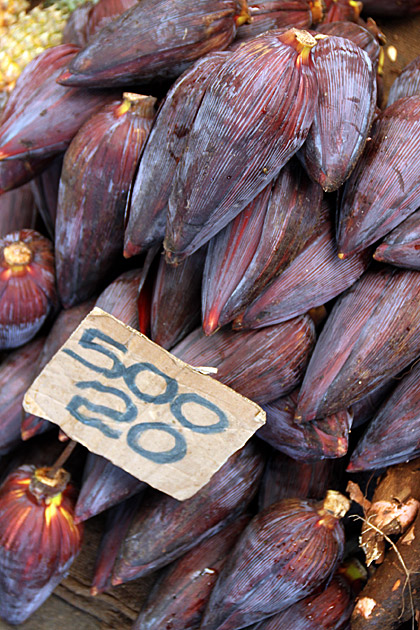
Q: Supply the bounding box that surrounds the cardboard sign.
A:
[24,308,266,500]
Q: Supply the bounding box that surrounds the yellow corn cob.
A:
[0,0,30,27]
[0,0,93,93]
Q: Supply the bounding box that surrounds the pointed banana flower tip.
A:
[20,427,35,441]
[337,252,346,260]
[56,69,73,85]
[346,459,361,472]
[318,170,339,193]
[90,586,99,597]
[203,311,220,336]
[372,245,386,262]
[123,240,141,259]
[336,437,349,457]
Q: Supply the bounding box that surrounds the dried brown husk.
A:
[374,206,420,270]
[351,494,420,629]
[172,316,315,404]
[337,95,420,256]
[199,493,348,629]
[133,514,251,630]
[296,267,420,421]
[60,0,245,87]
[55,94,155,308]
[124,52,228,258]
[348,459,420,568]
[111,441,265,585]
[300,35,377,192]
[202,158,323,334]
[164,28,319,262]
[236,200,370,328]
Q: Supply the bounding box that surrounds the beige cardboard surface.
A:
[24,308,265,500]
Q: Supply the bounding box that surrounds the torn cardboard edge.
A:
[24,308,265,500]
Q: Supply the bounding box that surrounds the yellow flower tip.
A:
[338,252,345,259]
[235,13,250,26]
[116,99,132,117]
[3,241,32,266]
[289,29,317,66]
[293,28,317,50]
[44,502,58,527]
[16,478,31,486]
[349,0,363,15]
[235,0,251,27]
[378,47,385,76]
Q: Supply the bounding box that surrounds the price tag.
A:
[24,308,265,500]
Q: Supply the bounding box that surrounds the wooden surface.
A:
[379,13,420,101]
[1,11,420,630]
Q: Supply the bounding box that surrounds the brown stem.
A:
[46,439,77,478]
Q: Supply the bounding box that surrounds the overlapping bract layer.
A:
[60,0,246,86]
[0,465,83,625]
[164,29,319,261]
[337,95,420,256]
[296,268,420,421]
[200,493,348,629]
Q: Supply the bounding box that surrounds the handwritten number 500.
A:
[64,329,228,464]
